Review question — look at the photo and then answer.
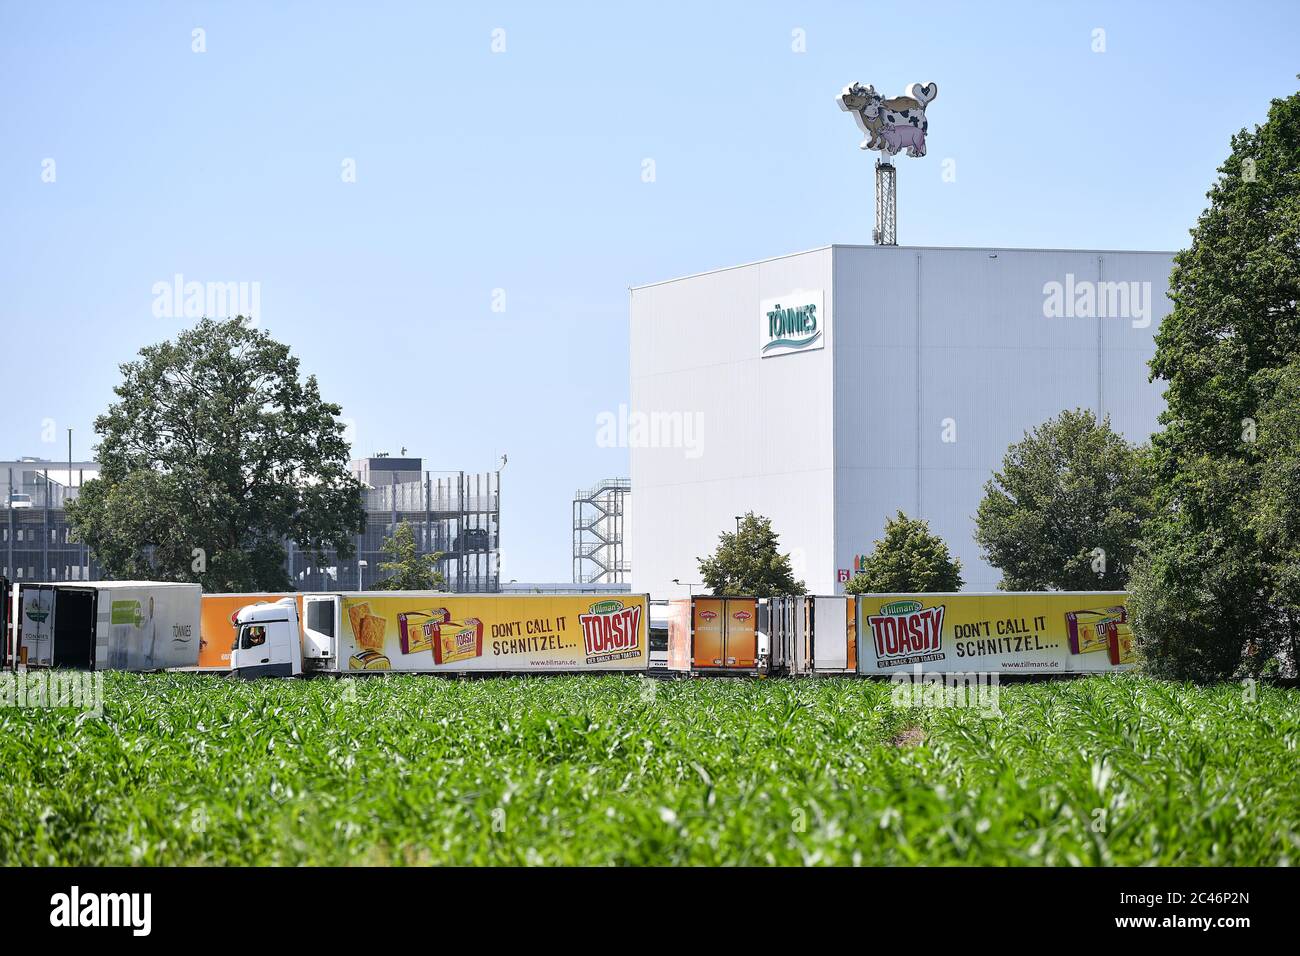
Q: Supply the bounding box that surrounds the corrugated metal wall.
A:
[834,245,1172,591]
[630,248,836,599]
[630,244,1174,596]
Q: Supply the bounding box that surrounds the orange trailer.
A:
[666,596,761,674]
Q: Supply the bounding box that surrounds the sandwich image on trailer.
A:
[665,596,762,674]
[199,593,301,670]
[8,580,201,672]
[856,592,1136,675]
[229,591,650,678]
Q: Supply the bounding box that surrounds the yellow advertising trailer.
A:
[229,591,650,678]
[856,591,1135,675]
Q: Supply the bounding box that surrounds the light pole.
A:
[672,577,701,597]
[735,515,744,536]
[357,559,368,592]
[495,453,507,592]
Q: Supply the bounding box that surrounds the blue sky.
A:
[1,0,1296,581]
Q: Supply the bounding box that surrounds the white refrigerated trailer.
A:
[8,581,201,671]
[767,595,858,675]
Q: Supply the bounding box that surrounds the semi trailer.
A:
[768,595,858,675]
[664,596,764,675]
[230,591,651,678]
[7,580,201,671]
[855,592,1135,675]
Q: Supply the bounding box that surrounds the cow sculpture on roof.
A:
[836,82,938,158]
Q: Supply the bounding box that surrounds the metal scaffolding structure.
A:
[873,158,897,246]
[292,462,501,593]
[572,477,629,585]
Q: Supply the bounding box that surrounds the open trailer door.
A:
[52,587,97,670]
[811,596,849,672]
[17,584,54,667]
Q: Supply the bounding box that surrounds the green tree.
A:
[1129,88,1300,681]
[845,511,963,594]
[974,409,1153,591]
[373,521,446,591]
[67,317,365,591]
[697,512,806,596]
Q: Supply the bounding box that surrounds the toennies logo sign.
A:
[760,290,825,357]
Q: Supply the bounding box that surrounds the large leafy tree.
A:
[68,317,365,591]
[846,511,963,594]
[974,409,1153,591]
[697,512,806,596]
[1129,88,1300,681]
[373,522,445,591]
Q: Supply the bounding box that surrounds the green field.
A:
[1,672,1297,865]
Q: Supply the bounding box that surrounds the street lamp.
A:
[672,577,701,596]
[735,515,744,535]
[357,559,368,592]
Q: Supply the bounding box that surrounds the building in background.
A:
[292,456,500,593]
[2,457,101,582]
[2,454,501,593]
[629,244,1175,597]
[572,477,630,584]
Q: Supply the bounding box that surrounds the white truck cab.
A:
[231,598,303,678]
[230,594,339,678]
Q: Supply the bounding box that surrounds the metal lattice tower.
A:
[572,477,630,584]
[874,158,897,245]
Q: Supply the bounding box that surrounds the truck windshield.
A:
[240,625,267,649]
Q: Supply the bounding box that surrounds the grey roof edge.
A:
[629,243,1179,292]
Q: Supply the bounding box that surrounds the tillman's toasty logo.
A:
[867,600,946,668]
[732,610,752,622]
[579,600,643,664]
[699,609,718,622]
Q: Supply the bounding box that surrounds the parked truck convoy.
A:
[4,582,1135,678]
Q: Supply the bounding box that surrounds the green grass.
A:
[1,672,1297,865]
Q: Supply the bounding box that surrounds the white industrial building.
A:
[628,244,1174,596]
